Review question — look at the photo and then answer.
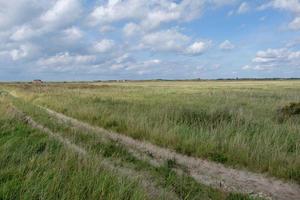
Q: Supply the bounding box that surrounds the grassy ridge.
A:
[2,81,300,183]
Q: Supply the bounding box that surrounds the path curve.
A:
[11,106,178,200]
[42,106,300,200]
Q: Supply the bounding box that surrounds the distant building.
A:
[32,79,43,84]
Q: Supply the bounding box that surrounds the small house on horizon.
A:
[32,79,43,84]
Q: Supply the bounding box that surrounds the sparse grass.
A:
[1,80,300,184]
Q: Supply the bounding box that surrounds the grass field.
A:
[0,97,148,200]
[1,80,300,199]
[0,84,261,200]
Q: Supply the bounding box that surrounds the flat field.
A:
[1,80,300,199]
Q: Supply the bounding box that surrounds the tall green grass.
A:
[2,80,300,183]
[0,99,148,200]
[8,95,260,200]
[0,95,259,200]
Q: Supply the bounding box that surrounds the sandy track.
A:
[11,107,178,200]
[41,106,300,200]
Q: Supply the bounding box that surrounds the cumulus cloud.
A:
[4,0,295,80]
[123,23,142,37]
[9,43,39,61]
[40,0,82,29]
[139,29,211,56]
[10,25,39,41]
[37,52,96,68]
[260,0,300,13]
[140,29,190,52]
[244,48,300,71]
[185,41,211,55]
[62,27,83,41]
[219,40,235,50]
[260,0,300,30]
[88,0,235,30]
[88,0,146,25]
[93,39,116,53]
[0,0,49,29]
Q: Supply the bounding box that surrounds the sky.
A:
[0,0,300,81]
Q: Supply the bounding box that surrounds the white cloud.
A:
[289,17,300,30]
[0,0,49,29]
[41,0,82,28]
[88,0,145,25]
[242,65,265,71]
[227,1,250,16]
[237,2,250,14]
[9,43,38,61]
[253,48,289,63]
[88,0,209,29]
[37,52,96,66]
[244,48,300,71]
[5,0,294,80]
[260,0,300,13]
[142,10,180,29]
[124,58,162,74]
[219,40,235,50]
[123,23,142,37]
[62,27,83,41]
[139,29,211,55]
[10,25,38,41]
[185,41,211,55]
[93,39,115,53]
[260,0,300,30]
[140,29,190,52]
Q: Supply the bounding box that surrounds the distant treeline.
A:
[93,78,300,82]
[1,77,300,84]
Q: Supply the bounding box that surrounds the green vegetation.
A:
[2,81,300,183]
[1,92,257,199]
[0,98,147,200]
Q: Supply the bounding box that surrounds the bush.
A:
[277,102,300,122]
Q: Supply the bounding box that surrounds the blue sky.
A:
[0,0,300,81]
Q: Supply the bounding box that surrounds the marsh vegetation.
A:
[2,81,300,183]
[1,80,300,199]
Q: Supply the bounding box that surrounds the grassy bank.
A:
[2,80,300,183]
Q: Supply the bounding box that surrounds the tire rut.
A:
[10,106,178,200]
[41,106,300,200]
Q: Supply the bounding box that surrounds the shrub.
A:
[277,102,300,122]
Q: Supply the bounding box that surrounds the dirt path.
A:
[41,106,300,200]
[11,106,178,200]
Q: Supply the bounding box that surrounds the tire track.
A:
[10,106,178,200]
[41,106,300,200]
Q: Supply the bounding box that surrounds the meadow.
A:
[0,82,261,200]
[2,80,300,183]
[1,80,300,199]
[0,96,148,200]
